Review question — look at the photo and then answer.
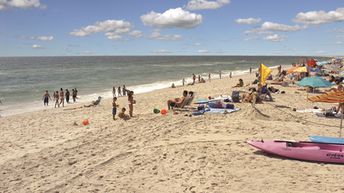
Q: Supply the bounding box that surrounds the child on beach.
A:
[118,107,130,120]
[59,88,65,107]
[54,91,59,108]
[128,91,135,117]
[42,90,52,106]
[112,97,119,120]
[233,79,244,88]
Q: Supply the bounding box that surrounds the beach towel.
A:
[204,108,240,114]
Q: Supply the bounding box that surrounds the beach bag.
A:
[231,91,240,103]
[225,104,235,109]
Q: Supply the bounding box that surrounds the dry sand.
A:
[1,68,344,193]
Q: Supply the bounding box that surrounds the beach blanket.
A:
[296,109,324,113]
[204,108,240,114]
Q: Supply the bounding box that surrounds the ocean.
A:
[0,56,328,116]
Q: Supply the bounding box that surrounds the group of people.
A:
[42,88,78,107]
[167,90,194,110]
[113,85,127,97]
[112,89,135,121]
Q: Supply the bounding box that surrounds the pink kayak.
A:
[247,140,344,164]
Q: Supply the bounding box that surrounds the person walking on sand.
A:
[54,91,59,108]
[219,70,222,79]
[112,97,119,120]
[113,86,116,97]
[250,67,252,74]
[123,85,127,96]
[208,73,211,82]
[59,88,65,107]
[65,89,70,103]
[182,78,185,86]
[42,90,52,106]
[74,88,78,98]
[229,72,232,78]
[118,86,122,97]
[128,90,135,117]
[192,74,196,85]
[198,74,201,83]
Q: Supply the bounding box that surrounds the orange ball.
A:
[160,109,167,115]
[82,119,89,126]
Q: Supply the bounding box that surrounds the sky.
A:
[0,0,343,56]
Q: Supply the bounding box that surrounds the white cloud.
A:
[35,35,54,41]
[0,0,44,10]
[129,30,143,38]
[32,44,43,49]
[153,49,171,54]
[186,0,230,10]
[198,49,209,53]
[141,8,202,28]
[70,20,132,37]
[294,7,344,25]
[194,42,201,46]
[149,31,182,41]
[336,41,343,45]
[236,17,261,25]
[265,34,285,42]
[260,22,304,32]
[245,22,304,36]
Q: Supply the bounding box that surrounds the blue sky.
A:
[0,0,343,56]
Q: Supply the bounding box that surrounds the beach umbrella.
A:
[287,66,308,74]
[308,91,344,137]
[297,76,333,88]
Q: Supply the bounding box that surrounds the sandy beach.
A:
[1,68,343,193]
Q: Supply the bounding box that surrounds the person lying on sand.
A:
[84,96,102,107]
[167,90,188,110]
[232,79,244,88]
[118,107,130,120]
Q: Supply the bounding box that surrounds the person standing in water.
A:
[122,85,127,96]
[72,89,77,103]
[118,86,122,97]
[113,86,116,97]
[65,89,70,103]
[182,78,185,86]
[54,91,59,108]
[42,90,52,106]
[192,74,196,85]
[219,70,222,79]
[208,73,211,82]
[128,90,135,117]
[59,88,65,107]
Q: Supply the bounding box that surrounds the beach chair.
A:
[173,96,195,111]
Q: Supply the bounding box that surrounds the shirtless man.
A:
[42,90,52,106]
[59,88,65,107]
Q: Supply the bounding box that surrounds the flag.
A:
[259,63,272,85]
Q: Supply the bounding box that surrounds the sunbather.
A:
[84,96,102,107]
[167,90,188,110]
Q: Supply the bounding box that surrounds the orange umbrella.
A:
[308,91,344,103]
[308,91,344,137]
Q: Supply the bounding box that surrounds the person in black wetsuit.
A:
[65,89,70,103]
[42,90,52,106]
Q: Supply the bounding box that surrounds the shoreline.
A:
[0,65,281,117]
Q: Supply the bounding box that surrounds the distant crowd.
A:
[42,88,78,108]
